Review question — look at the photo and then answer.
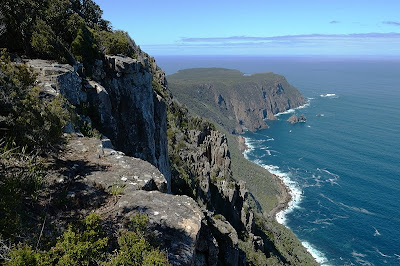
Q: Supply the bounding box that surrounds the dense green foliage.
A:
[0,0,136,74]
[0,50,69,151]
[5,214,169,265]
[98,30,137,57]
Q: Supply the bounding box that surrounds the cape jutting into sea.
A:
[156,55,400,265]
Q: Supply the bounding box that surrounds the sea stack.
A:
[287,114,307,124]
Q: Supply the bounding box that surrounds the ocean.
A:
[155,55,400,265]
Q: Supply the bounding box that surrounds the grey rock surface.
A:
[95,55,171,191]
[287,113,307,124]
[26,59,83,105]
[64,137,168,193]
[26,56,171,192]
[60,137,210,265]
[180,127,254,238]
[109,190,205,266]
[209,215,240,265]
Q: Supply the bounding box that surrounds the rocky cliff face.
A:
[27,56,171,192]
[168,68,307,133]
[26,53,316,265]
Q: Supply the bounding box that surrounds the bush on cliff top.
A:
[0,0,135,72]
[97,30,137,58]
[5,214,169,265]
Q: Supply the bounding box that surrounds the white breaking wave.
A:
[351,251,373,265]
[320,193,375,215]
[375,248,392,258]
[317,168,340,186]
[275,98,311,117]
[261,164,302,225]
[320,93,338,98]
[242,135,329,265]
[243,137,256,159]
[302,241,329,265]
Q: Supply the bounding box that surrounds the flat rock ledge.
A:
[60,136,207,265]
[64,137,167,193]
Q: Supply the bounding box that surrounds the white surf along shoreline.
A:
[242,99,329,265]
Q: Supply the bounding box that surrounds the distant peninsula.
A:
[168,68,306,134]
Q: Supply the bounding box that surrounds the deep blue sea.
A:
[156,55,400,265]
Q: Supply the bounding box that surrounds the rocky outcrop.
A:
[182,128,254,235]
[168,121,260,264]
[25,59,84,105]
[168,68,307,133]
[208,215,241,265]
[287,113,307,124]
[98,55,171,190]
[27,56,171,192]
[60,136,214,265]
[65,137,168,193]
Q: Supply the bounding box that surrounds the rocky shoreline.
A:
[268,174,293,219]
[239,136,293,220]
[237,136,248,154]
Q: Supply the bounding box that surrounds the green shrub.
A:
[98,30,136,57]
[71,25,99,73]
[31,19,58,59]
[39,213,108,265]
[106,232,169,266]
[0,50,69,151]
[0,142,45,240]
[238,240,268,266]
[16,87,69,149]
[129,214,149,234]
[6,245,39,266]
[106,214,169,265]
[5,213,108,265]
[109,184,125,196]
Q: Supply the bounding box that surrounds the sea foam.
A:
[302,241,329,265]
[261,164,302,225]
[320,93,338,98]
[275,98,311,117]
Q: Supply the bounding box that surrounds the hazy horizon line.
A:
[152,54,400,59]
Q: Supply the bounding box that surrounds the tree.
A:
[0,0,46,54]
[71,25,99,73]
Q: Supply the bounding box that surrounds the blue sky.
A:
[95,0,400,56]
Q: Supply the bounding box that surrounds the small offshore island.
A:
[0,1,316,266]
